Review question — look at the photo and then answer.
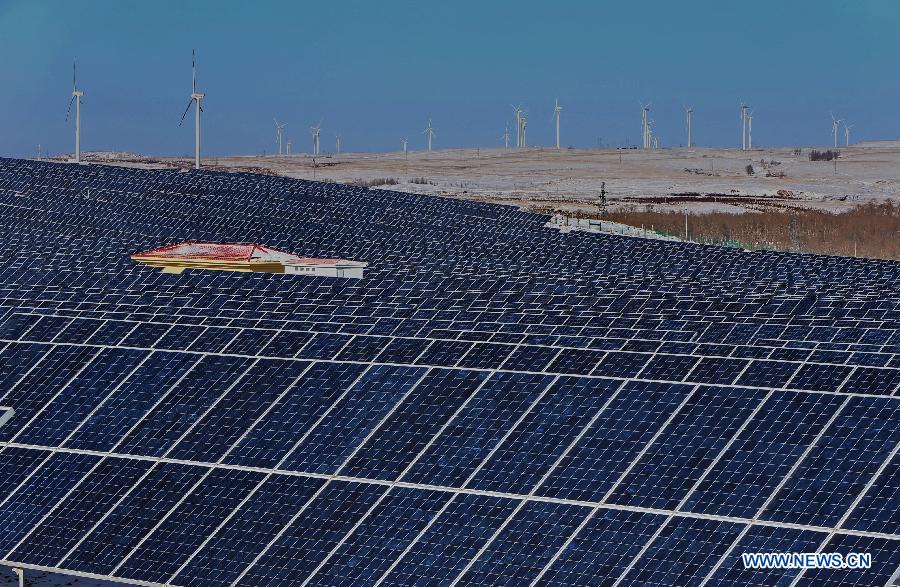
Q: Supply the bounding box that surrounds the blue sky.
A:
[0,0,896,156]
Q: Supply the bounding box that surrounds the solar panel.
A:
[0,157,897,586]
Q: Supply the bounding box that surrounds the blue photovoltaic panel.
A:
[0,345,97,442]
[224,361,367,468]
[402,372,555,487]
[121,322,173,348]
[86,320,141,346]
[500,345,561,372]
[374,336,432,364]
[0,313,41,340]
[535,509,668,586]
[616,516,744,586]
[20,315,71,342]
[761,396,900,527]
[173,474,326,587]
[469,376,621,494]
[706,525,825,587]
[736,359,799,388]
[53,317,105,344]
[13,348,148,447]
[277,364,426,474]
[8,457,155,566]
[0,448,52,503]
[238,480,386,585]
[380,493,520,586]
[113,354,254,457]
[187,327,240,353]
[62,351,199,452]
[538,381,694,502]
[308,486,450,586]
[223,329,277,355]
[260,330,314,358]
[154,325,207,351]
[342,368,488,480]
[168,358,311,463]
[607,386,768,510]
[114,468,265,584]
[0,159,898,587]
[414,339,473,367]
[63,462,210,575]
[682,392,846,518]
[0,343,50,399]
[842,453,900,535]
[799,533,900,587]
[335,335,392,361]
[295,332,352,360]
[455,501,592,586]
[0,451,99,555]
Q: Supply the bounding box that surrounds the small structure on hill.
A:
[131,242,367,278]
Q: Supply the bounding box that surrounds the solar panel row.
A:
[0,157,897,586]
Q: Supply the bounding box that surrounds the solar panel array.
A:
[0,156,897,586]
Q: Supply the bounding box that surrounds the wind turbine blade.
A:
[192,49,196,93]
[73,59,77,91]
[65,95,75,121]
[179,99,193,126]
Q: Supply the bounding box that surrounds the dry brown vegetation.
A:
[603,201,900,260]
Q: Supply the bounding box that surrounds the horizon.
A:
[2,0,897,157]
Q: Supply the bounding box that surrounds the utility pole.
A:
[597,181,608,230]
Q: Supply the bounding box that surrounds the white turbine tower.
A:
[553,98,562,149]
[335,134,341,154]
[512,105,523,148]
[401,137,408,154]
[831,114,842,148]
[423,117,435,151]
[178,49,205,170]
[311,122,321,156]
[640,103,651,149]
[843,122,853,147]
[740,102,749,151]
[286,140,292,156]
[66,59,85,163]
[747,110,753,150]
[684,105,693,148]
[273,119,287,156]
[520,109,527,148]
[502,123,510,149]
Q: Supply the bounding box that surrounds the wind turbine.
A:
[335,133,341,154]
[310,122,321,156]
[740,102,749,151]
[831,113,842,148]
[423,117,435,151]
[747,110,753,150]
[512,105,523,148]
[273,119,287,156]
[553,98,562,149]
[520,109,527,148]
[502,123,510,149]
[66,59,85,163]
[640,103,651,149]
[179,49,205,170]
[684,105,693,148]
[286,140,292,156]
[843,122,853,147]
[401,137,408,154]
